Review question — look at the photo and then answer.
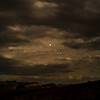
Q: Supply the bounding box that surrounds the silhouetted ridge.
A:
[0,80,100,100]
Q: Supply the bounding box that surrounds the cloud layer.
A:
[0,0,100,34]
[0,0,100,83]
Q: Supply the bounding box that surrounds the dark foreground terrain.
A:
[0,80,100,100]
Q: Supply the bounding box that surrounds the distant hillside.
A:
[0,80,100,100]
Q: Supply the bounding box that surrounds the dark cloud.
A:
[0,0,100,34]
[0,28,30,47]
[31,0,100,35]
[63,36,100,50]
[0,56,18,74]
[0,0,99,56]
[0,0,32,28]
[58,0,100,35]
[0,62,73,75]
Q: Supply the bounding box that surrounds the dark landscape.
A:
[0,80,100,100]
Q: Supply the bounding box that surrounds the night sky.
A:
[0,0,100,84]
